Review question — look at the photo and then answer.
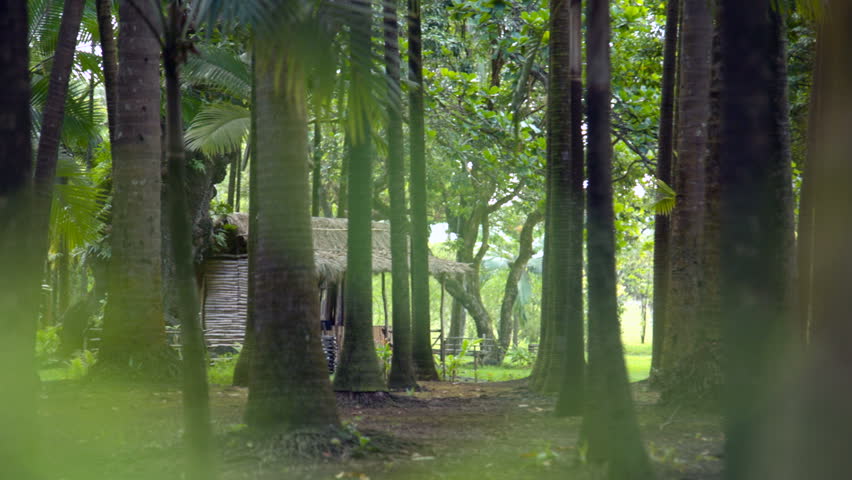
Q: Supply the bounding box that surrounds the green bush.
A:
[36,325,61,366]
[504,346,535,368]
[208,351,240,385]
[66,349,96,380]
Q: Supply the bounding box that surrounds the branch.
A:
[487,179,526,213]
[473,215,490,268]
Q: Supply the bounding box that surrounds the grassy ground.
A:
[30,379,722,480]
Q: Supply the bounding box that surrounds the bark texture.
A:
[660,0,712,399]
[408,0,440,380]
[162,11,213,476]
[384,0,418,390]
[581,1,654,476]
[0,1,39,477]
[99,0,171,374]
[333,0,387,392]
[96,0,118,145]
[244,42,340,429]
[32,0,85,262]
[717,2,796,478]
[650,0,679,380]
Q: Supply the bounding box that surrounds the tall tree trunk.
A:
[384,0,417,390]
[32,0,85,261]
[553,0,586,414]
[498,211,542,355]
[580,1,654,476]
[98,0,171,374]
[660,0,712,400]
[751,5,852,478]
[650,0,680,382]
[96,0,118,145]
[333,0,386,393]
[244,37,340,429]
[0,1,39,476]
[717,2,796,478]
[796,24,822,344]
[162,6,213,477]
[408,0,439,380]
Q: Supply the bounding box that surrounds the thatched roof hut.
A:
[201,213,470,350]
[211,212,471,281]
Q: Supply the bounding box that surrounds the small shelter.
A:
[201,213,470,351]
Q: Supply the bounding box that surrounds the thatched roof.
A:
[212,213,471,282]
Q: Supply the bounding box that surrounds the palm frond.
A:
[647,177,676,216]
[183,46,251,100]
[50,155,108,255]
[30,74,105,147]
[185,102,250,155]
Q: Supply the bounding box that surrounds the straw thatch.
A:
[212,213,471,282]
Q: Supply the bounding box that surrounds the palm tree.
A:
[717,1,796,477]
[407,0,440,380]
[244,14,340,428]
[32,0,86,262]
[333,0,387,393]
[384,0,418,391]
[547,0,586,414]
[98,0,170,374]
[161,3,214,477]
[0,1,39,476]
[580,0,654,476]
[660,0,712,400]
[650,0,679,381]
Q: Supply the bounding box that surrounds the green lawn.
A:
[450,341,651,384]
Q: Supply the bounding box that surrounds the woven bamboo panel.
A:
[203,256,248,349]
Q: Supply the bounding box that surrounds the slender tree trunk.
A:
[448,279,466,339]
[408,0,439,380]
[162,6,213,476]
[245,36,340,429]
[498,211,542,355]
[718,1,796,477]
[233,47,258,387]
[312,116,322,217]
[0,2,39,476]
[227,151,237,211]
[96,0,118,146]
[580,1,654,476]
[234,161,242,211]
[333,0,386,393]
[384,0,417,390]
[650,0,680,382]
[32,0,85,261]
[99,0,170,374]
[660,0,712,400]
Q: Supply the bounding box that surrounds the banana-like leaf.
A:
[185,102,250,155]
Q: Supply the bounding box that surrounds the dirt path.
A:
[36,379,723,479]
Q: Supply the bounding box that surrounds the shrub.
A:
[36,325,62,367]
